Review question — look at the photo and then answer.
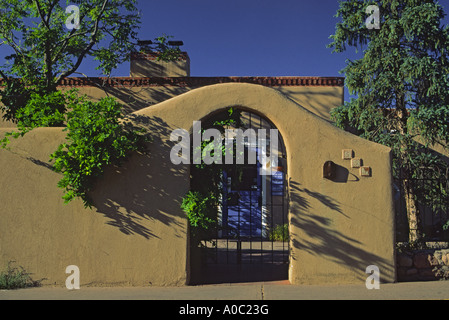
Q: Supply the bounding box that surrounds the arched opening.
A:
[187,107,289,285]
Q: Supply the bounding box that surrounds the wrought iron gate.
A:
[394,167,449,242]
[191,110,289,284]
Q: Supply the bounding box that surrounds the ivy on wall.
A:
[181,108,243,244]
[1,90,149,208]
[50,93,149,208]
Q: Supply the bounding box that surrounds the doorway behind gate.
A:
[188,110,289,285]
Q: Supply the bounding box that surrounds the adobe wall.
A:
[0,126,188,287]
[133,83,396,285]
[0,83,396,286]
[0,77,344,128]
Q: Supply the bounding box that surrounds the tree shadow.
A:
[89,115,188,239]
[26,157,54,171]
[289,180,394,282]
[290,180,344,215]
[17,114,188,240]
[277,86,344,123]
[81,78,191,114]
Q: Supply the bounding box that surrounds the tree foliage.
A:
[0,0,181,125]
[0,0,142,128]
[328,0,449,242]
[50,93,149,207]
[182,108,243,245]
[0,0,181,205]
[0,0,140,88]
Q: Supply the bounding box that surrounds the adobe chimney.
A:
[130,50,190,78]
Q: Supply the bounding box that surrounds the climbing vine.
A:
[181,108,243,243]
[50,93,149,207]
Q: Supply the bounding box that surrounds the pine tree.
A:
[328,0,449,243]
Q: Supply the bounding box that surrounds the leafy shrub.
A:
[1,89,150,207]
[15,90,67,128]
[0,89,68,148]
[269,224,289,242]
[50,95,149,207]
[182,107,241,240]
[181,191,217,229]
[0,81,32,123]
[181,191,218,242]
[0,261,42,290]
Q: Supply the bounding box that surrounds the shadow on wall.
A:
[88,115,187,239]
[84,80,191,114]
[105,85,190,114]
[277,87,343,123]
[18,116,187,240]
[289,180,393,281]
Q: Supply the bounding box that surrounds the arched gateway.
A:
[132,82,396,285]
[186,108,290,284]
[0,82,396,287]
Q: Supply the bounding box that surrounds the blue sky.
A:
[107,0,448,102]
[112,0,361,78]
[2,0,449,102]
[106,0,365,103]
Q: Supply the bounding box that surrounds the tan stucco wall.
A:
[0,83,395,287]
[132,83,396,285]
[130,55,191,77]
[0,128,188,287]
[276,86,344,122]
[0,79,344,128]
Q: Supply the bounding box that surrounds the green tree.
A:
[328,0,449,243]
[0,0,180,205]
[0,0,140,121]
[0,0,180,125]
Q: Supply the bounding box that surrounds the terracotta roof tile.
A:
[53,76,344,88]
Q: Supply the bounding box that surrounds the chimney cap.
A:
[137,40,153,46]
[168,40,184,46]
[137,40,184,47]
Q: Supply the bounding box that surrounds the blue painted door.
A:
[222,164,262,239]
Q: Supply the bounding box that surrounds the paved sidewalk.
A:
[1,281,448,300]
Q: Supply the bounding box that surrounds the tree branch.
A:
[33,0,49,29]
[51,29,90,64]
[55,0,109,83]
[46,0,59,26]
[4,33,25,61]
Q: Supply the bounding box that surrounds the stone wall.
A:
[397,247,449,282]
